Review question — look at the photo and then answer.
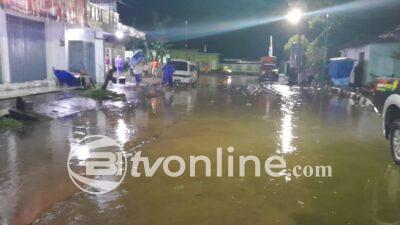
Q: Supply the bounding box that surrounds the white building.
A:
[0,0,145,91]
[339,37,400,85]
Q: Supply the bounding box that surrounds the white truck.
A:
[171,59,198,87]
[376,78,400,165]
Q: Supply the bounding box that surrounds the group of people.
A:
[104,54,175,87]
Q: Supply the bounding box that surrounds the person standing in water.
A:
[151,59,160,79]
[115,55,124,79]
[133,61,144,86]
[162,59,175,87]
[104,54,111,73]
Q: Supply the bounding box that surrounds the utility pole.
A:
[321,13,330,86]
[298,23,302,86]
[185,20,188,49]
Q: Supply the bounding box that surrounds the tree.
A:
[284,34,310,65]
[149,11,173,60]
[285,0,400,83]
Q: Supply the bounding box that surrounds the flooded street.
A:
[1,75,400,225]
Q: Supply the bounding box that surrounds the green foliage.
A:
[306,38,325,72]
[0,118,22,130]
[284,35,310,51]
[286,0,400,75]
[283,34,310,61]
[81,89,123,100]
[150,11,174,60]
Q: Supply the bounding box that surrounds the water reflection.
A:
[0,135,19,225]
[371,165,400,225]
[172,89,198,112]
[0,84,184,224]
[274,85,298,154]
[150,98,161,114]
[0,76,396,225]
[116,119,130,144]
[227,76,232,86]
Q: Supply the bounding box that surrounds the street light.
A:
[115,30,124,39]
[286,7,303,85]
[321,13,330,86]
[286,8,303,25]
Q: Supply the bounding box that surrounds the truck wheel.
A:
[389,120,400,165]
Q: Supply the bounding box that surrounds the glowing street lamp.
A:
[115,30,124,39]
[286,7,304,85]
[286,8,303,25]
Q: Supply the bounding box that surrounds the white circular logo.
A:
[67,135,127,195]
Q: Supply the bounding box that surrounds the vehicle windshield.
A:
[171,61,188,71]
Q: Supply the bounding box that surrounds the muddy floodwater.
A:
[1,75,399,225]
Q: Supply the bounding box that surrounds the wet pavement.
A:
[1,75,399,225]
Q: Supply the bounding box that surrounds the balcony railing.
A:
[1,0,86,25]
[87,2,119,32]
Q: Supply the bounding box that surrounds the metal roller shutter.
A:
[6,15,47,83]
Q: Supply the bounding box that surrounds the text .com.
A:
[129,147,333,178]
[68,136,333,194]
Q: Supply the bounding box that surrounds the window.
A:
[171,61,188,71]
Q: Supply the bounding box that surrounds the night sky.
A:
[118,0,400,61]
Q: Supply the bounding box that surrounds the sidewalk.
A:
[0,75,161,101]
[0,86,78,100]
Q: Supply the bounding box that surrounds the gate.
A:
[6,15,47,83]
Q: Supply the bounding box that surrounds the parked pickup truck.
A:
[374,77,400,165]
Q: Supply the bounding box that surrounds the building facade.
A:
[0,0,86,90]
[221,59,261,74]
[0,0,145,90]
[340,41,400,85]
[169,49,220,72]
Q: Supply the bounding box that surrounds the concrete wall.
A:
[65,28,107,84]
[220,63,261,74]
[340,45,370,61]
[368,43,400,82]
[342,43,400,85]
[45,20,68,78]
[0,8,68,90]
[0,8,116,89]
[340,45,370,84]
[341,43,400,85]
[169,49,220,72]
[0,8,10,85]
[95,38,105,84]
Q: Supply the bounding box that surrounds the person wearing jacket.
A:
[162,59,175,87]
